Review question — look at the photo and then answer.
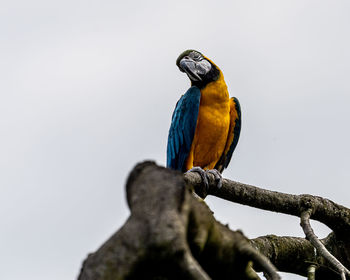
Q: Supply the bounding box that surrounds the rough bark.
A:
[185,172,350,234]
[78,161,350,279]
[185,171,350,278]
[78,162,279,280]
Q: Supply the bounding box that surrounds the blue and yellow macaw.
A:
[167,50,241,185]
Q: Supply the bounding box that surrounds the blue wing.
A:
[215,97,241,173]
[166,86,201,171]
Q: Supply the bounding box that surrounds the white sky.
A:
[1,1,350,279]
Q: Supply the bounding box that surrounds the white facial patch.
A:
[196,59,211,75]
[179,51,213,81]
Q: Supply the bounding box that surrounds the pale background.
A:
[1,1,350,279]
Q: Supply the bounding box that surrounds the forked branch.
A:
[184,170,350,278]
[300,209,350,280]
[78,162,280,280]
[78,162,350,279]
[184,172,350,233]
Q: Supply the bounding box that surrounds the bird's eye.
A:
[191,52,202,61]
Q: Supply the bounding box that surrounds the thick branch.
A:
[185,171,350,278]
[252,233,350,279]
[78,162,279,280]
[78,162,350,279]
[184,172,350,234]
[251,235,315,276]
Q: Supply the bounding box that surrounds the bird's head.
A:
[176,50,221,88]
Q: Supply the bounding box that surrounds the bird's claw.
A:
[187,167,209,191]
[206,169,223,189]
[186,167,223,191]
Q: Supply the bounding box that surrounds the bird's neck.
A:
[200,72,229,105]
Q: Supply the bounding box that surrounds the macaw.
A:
[166,50,241,186]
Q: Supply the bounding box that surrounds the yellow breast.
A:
[185,72,231,170]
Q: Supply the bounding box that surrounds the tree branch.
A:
[78,162,279,280]
[184,172,350,234]
[300,209,350,279]
[78,162,350,279]
[307,264,316,280]
[185,171,350,278]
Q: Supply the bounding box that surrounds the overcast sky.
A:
[1,1,350,279]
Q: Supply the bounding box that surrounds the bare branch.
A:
[78,162,350,279]
[300,209,350,279]
[184,172,350,233]
[307,264,316,280]
[78,162,279,280]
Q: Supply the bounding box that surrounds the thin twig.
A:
[307,264,316,280]
[301,209,350,279]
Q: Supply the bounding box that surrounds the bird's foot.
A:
[206,169,223,189]
[186,167,210,191]
[186,167,223,192]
